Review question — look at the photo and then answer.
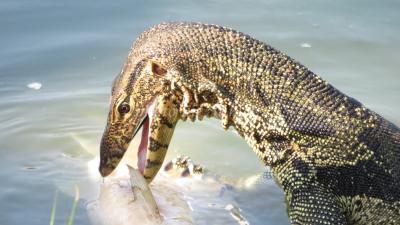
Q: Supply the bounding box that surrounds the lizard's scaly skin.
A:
[99,22,400,224]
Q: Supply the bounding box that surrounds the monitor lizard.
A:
[99,22,400,224]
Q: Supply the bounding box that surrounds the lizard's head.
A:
[99,57,181,182]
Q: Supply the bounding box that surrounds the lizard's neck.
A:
[152,23,379,167]
[171,58,379,168]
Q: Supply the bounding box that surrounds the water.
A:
[0,0,399,224]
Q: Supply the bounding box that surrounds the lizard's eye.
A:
[118,102,130,115]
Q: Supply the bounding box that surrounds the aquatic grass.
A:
[67,185,80,225]
[49,190,58,225]
[49,185,80,225]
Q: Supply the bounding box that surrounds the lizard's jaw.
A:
[142,95,180,183]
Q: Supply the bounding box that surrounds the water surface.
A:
[0,0,399,224]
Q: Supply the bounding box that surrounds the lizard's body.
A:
[99,22,400,224]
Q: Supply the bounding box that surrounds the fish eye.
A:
[118,102,130,115]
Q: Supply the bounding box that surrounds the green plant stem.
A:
[50,190,58,225]
[67,185,80,225]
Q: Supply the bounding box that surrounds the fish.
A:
[86,162,195,225]
[72,132,194,225]
[73,133,270,225]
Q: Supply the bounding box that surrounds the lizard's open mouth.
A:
[135,100,156,174]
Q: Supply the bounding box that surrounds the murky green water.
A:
[0,0,399,224]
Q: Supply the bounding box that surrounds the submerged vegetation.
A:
[49,186,80,225]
